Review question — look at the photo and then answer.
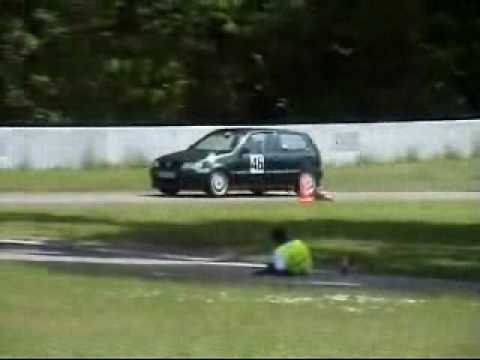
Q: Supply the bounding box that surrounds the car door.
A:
[263,131,289,188]
[276,133,312,185]
[232,132,267,189]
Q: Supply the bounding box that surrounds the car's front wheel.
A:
[206,171,229,197]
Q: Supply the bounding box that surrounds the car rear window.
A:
[279,134,308,151]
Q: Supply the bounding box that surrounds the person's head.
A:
[271,227,289,245]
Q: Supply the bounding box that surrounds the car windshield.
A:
[191,131,239,152]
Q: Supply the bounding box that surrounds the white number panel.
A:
[249,154,265,174]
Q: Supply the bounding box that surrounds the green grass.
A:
[323,157,480,192]
[0,167,149,192]
[1,200,478,281]
[0,262,479,357]
[0,157,478,192]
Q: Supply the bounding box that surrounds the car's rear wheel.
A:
[160,186,180,196]
[295,171,317,196]
[206,171,229,197]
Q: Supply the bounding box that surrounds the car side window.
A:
[244,133,266,153]
[265,133,279,153]
[279,134,308,151]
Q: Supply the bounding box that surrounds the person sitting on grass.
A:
[258,228,313,276]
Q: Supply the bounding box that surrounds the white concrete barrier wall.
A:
[0,120,479,169]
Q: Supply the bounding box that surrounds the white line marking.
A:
[306,281,362,287]
[0,253,267,268]
[0,239,45,246]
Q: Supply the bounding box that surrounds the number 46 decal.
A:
[249,154,264,174]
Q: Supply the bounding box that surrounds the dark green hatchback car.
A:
[150,128,322,197]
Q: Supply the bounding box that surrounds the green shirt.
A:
[276,239,313,275]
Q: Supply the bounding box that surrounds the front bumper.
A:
[150,167,210,190]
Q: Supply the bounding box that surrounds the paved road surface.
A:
[1,192,478,292]
[1,239,479,294]
[0,191,478,204]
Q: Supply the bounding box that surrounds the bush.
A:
[471,141,480,158]
[404,147,420,162]
[80,147,111,169]
[16,153,33,170]
[122,151,150,168]
[443,146,463,160]
[356,153,376,166]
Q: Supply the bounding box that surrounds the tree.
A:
[1,0,479,126]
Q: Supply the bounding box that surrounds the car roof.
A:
[214,128,307,136]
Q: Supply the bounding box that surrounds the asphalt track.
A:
[1,239,479,294]
[1,191,478,293]
[0,191,479,204]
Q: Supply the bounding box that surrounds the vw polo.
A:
[150,128,322,197]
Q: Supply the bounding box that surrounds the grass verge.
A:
[323,157,479,191]
[0,200,478,281]
[0,167,148,192]
[0,157,478,192]
[0,262,479,357]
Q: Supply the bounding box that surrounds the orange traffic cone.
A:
[298,174,315,203]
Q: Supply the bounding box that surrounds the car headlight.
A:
[182,161,210,171]
[181,162,195,170]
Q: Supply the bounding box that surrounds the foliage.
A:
[2,1,480,125]
[80,146,110,169]
[356,153,376,166]
[405,147,420,162]
[442,145,464,160]
[470,139,480,157]
[122,151,150,168]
